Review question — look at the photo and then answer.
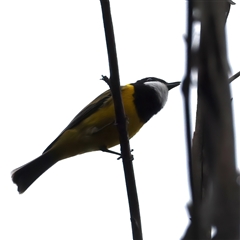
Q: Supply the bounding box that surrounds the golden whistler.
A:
[12,77,180,193]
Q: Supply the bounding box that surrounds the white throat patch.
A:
[144,81,168,107]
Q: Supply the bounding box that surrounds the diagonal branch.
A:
[229,71,240,83]
[99,1,143,240]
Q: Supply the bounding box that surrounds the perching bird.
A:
[12,77,180,193]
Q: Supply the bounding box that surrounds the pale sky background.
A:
[0,1,239,240]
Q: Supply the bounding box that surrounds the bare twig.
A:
[229,71,240,83]
[99,1,143,240]
[181,0,203,239]
[182,0,193,205]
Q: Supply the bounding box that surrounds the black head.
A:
[131,77,180,123]
[135,77,180,90]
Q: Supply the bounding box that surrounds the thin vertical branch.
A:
[182,0,193,203]
[99,1,143,240]
[181,0,201,238]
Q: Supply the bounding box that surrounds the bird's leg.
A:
[100,147,121,157]
[100,147,134,160]
[100,147,121,160]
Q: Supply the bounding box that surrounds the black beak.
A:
[166,81,181,90]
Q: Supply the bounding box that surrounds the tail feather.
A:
[11,152,57,194]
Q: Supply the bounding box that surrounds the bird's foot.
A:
[100,147,134,160]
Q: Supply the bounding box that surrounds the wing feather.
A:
[43,89,112,153]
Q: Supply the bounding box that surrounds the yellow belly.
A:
[77,84,144,152]
[51,85,144,158]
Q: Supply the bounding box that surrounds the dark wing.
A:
[43,89,112,153]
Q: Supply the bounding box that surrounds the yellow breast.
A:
[78,84,144,151]
[51,85,145,158]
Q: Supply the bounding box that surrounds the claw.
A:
[100,147,134,160]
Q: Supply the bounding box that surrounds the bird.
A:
[11,77,180,193]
